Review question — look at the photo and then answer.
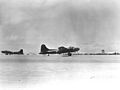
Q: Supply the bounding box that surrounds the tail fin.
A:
[40,44,49,53]
[19,49,24,54]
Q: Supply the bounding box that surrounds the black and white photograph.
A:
[0,0,120,90]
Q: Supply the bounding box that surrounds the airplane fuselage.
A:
[39,44,80,56]
[1,49,24,55]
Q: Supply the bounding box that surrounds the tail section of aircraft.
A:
[40,44,49,53]
[19,49,24,54]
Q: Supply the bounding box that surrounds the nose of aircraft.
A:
[75,48,80,51]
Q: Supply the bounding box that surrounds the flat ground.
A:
[0,55,120,89]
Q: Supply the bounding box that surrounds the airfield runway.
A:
[0,55,120,89]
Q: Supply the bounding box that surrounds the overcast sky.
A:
[0,0,120,53]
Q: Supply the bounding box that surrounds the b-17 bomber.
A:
[39,44,80,56]
[1,49,24,55]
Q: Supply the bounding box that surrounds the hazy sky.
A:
[0,0,120,53]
